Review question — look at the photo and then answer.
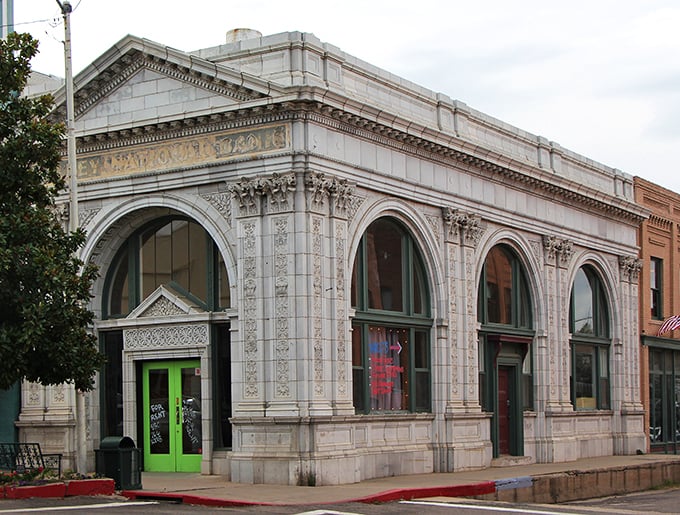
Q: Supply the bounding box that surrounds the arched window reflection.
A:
[104,218,230,318]
[569,265,610,410]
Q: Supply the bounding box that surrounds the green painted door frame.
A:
[142,360,202,472]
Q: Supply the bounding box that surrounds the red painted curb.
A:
[4,482,67,499]
[122,481,497,508]
[351,481,497,504]
[66,478,115,496]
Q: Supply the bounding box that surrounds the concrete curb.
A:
[122,481,497,508]
[1,479,115,499]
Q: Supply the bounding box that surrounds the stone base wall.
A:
[228,415,436,485]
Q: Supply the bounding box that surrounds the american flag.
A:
[658,315,680,336]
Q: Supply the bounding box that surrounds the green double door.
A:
[142,361,202,472]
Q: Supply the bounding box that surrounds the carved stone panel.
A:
[124,324,209,350]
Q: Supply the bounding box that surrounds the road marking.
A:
[0,501,159,513]
[402,500,586,515]
[294,510,365,515]
[295,510,361,515]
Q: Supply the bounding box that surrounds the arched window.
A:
[350,218,431,413]
[478,245,531,328]
[477,244,534,414]
[570,266,610,410]
[103,217,230,318]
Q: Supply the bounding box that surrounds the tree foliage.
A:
[0,32,104,391]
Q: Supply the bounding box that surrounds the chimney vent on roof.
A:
[226,28,262,43]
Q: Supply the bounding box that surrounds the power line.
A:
[1,18,61,30]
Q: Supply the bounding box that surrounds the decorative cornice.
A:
[60,80,645,225]
[648,213,673,231]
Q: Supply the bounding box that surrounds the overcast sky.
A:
[15,0,680,194]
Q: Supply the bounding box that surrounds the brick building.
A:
[636,177,680,453]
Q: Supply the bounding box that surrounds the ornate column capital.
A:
[542,235,574,266]
[228,172,296,216]
[442,207,484,246]
[305,171,355,218]
[619,255,643,282]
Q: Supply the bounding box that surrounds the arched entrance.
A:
[478,244,534,457]
[97,214,232,472]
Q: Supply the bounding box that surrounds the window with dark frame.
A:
[351,218,432,414]
[651,257,663,320]
[569,266,610,410]
[477,245,534,411]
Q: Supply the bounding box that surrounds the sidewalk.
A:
[123,453,680,507]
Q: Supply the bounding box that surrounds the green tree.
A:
[0,32,104,391]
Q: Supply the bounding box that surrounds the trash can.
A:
[95,436,142,490]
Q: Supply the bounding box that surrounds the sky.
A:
[14,0,680,194]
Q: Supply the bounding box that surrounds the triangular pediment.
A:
[127,285,205,319]
[51,35,280,131]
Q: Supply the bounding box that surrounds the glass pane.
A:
[353,368,364,412]
[108,248,129,316]
[181,367,202,455]
[214,326,232,448]
[413,251,425,315]
[596,282,609,337]
[148,369,170,455]
[572,269,594,334]
[102,332,123,436]
[366,220,403,312]
[189,223,207,301]
[651,374,663,443]
[217,252,230,308]
[675,376,680,442]
[140,228,156,299]
[368,326,408,410]
[172,220,190,290]
[155,222,172,290]
[350,251,359,309]
[574,345,595,409]
[415,371,430,411]
[485,247,512,324]
[414,331,427,369]
[517,271,531,327]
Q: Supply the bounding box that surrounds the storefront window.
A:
[351,218,431,414]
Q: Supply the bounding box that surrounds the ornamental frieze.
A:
[70,124,289,181]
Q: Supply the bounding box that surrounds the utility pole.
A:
[56,0,86,475]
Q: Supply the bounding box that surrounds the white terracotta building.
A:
[22,29,647,485]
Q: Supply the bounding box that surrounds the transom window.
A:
[570,266,610,410]
[351,218,431,414]
[104,217,230,318]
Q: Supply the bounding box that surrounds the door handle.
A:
[176,397,181,425]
